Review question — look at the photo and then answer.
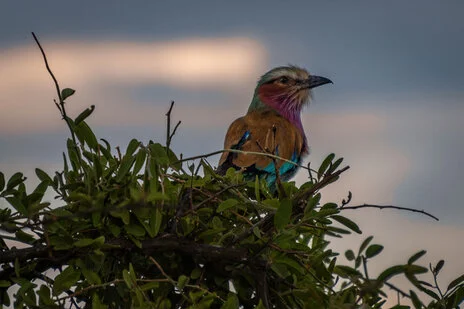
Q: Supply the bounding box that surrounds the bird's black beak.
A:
[306,75,333,89]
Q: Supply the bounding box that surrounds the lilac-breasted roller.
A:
[217,65,332,188]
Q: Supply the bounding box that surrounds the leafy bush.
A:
[0,34,462,309]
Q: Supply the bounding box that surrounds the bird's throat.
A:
[250,90,305,135]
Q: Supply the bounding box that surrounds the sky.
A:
[1,1,463,305]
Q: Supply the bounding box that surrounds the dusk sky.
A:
[1,1,463,305]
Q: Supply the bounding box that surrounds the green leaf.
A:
[150,143,170,166]
[108,224,121,237]
[0,280,11,288]
[331,215,362,234]
[274,198,292,230]
[125,223,146,237]
[75,105,95,125]
[126,139,140,157]
[359,235,374,255]
[133,149,147,175]
[81,268,101,285]
[53,267,81,295]
[74,237,104,248]
[406,264,428,275]
[408,250,427,265]
[92,293,108,309]
[318,153,335,178]
[6,172,25,190]
[326,157,344,175]
[190,268,202,280]
[110,210,130,225]
[34,168,52,184]
[271,263,290,279]
[116,155,136,182]
[448,274,464,291]
[275,256,305,274]
[221,294,239,309]
[148,208,162,237]
[67,138,80,171]
[262,198,280,209]
[15,230,35,244]
[140,282,160,291]
[38,285,54,306]
[122,269,133,288]
[6,197,27,215]
[75,121,98,150]
[305,193,321,215]
[345,249,355,261]
[377,265,406,282]
[217,199,239,212]
[0,171,4,191]
[61,88,75,100]
[333,265,362,278]
[409,290,423,309]
[255,300,266,309]
[433,260,444,274]
[177,275,189,290]
[32,180,49,197]
[449,286,464,308]
[365,244,384,258]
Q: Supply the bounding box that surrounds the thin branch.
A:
[165,101,174,150]
[31,32,62,103]
[190,184,244,211]
[177,149,319,175]
[165,101,181,150]
[294,165,350,203]
[384,281,411,299]
[0,234,249,266]
[170,121,181,142]
[341,204,439,221]
[362,256,369,279]
[149,256,176,285]
[32,32,80,158]
[429,262,444,297]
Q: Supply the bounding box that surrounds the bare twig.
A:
[165,101,181,150]
[340,191,352,208]
[190,184,244,211]
[149,256,176,285]
[166,101,174,147]
[32,32,78,146]
[384,281,411,299]
[176,149,319,175]
[429,262,444,297]
[31,32,63,104]
[341,204,439,221]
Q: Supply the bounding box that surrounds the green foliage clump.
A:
[0,35,463,308]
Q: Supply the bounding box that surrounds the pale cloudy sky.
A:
[1,1,463,305]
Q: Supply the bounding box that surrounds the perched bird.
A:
[217,65,332,188]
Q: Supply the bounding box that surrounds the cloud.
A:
[0,37,267,134]
[294,111,410,204]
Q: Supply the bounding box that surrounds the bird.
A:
[216,65,332,189]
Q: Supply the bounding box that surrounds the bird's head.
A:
[249,65,332,114]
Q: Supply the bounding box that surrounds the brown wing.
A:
[218,109,306,173]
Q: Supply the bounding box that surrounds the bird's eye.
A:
[278,76,289,84]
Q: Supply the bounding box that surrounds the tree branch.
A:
[0,235,249,269]
[341,204,439,221]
